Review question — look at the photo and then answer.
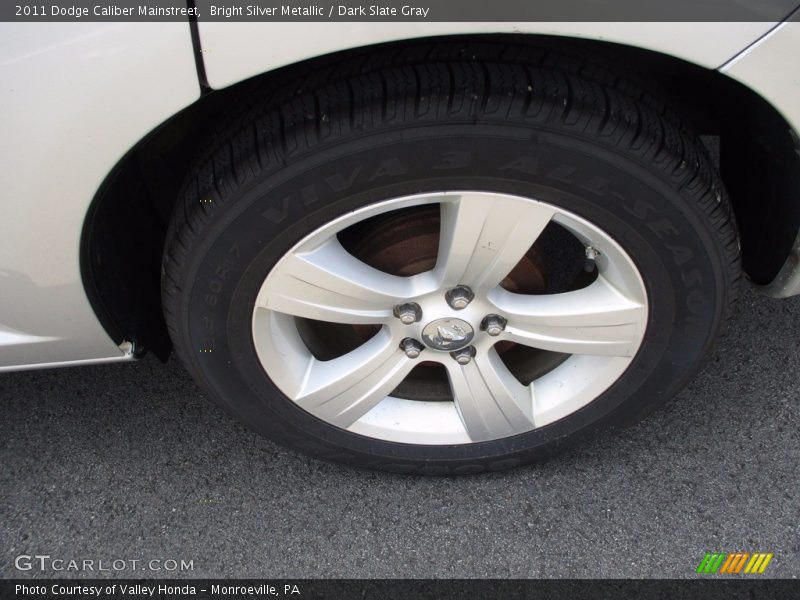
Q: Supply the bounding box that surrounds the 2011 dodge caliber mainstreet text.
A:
[2,4,800,473]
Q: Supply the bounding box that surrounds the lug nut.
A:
[450,346,476,365]
[394,302,421,324]
[445,286,474,310]
[400,338,424,359]
[481,314,507,337]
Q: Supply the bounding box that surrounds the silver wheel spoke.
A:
[436,193,556,290]
[446,348,535,442]
[293,331,414,428]
[491,275,647,357]
[256,237,413,324]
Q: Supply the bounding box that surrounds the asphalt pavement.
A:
[1,284,798,579]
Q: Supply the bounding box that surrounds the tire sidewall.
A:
[176,124,727,471]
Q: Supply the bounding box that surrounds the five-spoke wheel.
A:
[252,192,648,444]
[162,42,738,472]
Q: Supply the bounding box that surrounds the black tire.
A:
[162,40,740,474]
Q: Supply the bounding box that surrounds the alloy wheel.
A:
[252,192,648,445]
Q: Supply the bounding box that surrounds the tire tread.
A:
[162,39,740,474]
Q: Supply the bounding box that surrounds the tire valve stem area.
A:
[584,246,600,273]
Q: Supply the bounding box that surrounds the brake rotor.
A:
[347,205,548,293]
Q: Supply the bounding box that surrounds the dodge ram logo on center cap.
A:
[421,318,474,351]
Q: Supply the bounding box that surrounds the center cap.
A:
[421,318,474,351]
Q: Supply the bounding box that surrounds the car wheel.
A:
[162,42,739,473]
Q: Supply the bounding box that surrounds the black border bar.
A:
[3,579,800,600]
[3,0,800,22]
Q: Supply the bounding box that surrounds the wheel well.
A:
[81,33,800,359]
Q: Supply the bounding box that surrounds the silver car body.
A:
[1,20,799,372]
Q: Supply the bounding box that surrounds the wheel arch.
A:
[80,32,800,359]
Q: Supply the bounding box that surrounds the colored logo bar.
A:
[696,552,773,574]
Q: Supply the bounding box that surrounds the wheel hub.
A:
[420,317,474,352]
